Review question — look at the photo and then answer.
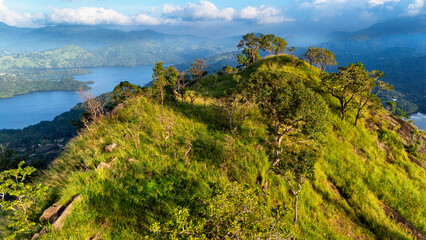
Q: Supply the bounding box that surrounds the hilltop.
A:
[1,54,424,239]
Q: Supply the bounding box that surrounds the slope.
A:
[6,55,425,240]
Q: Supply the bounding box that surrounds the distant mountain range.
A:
[0,22,238,54]
[327,15,426,41]
[0,22,243,70]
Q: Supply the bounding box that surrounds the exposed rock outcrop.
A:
[105,143,117,152]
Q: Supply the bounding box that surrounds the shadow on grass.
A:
[170,101,229,132]
[310,179,411,239]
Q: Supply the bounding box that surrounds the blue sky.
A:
[0,0,424,40]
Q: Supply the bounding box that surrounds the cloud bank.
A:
[0,1,290,27]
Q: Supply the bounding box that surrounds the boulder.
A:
[97,162,111,170]
[105,143,117,152]
[39,203,65,223]
[52,195,82,230]
[31,225,47,239]
[31,233,40,240]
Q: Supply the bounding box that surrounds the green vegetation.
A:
[236,33,287,66]
[1,46,425,239]
[0,39,234,72]
[302,47,337,71]
[0,162,47,240]
[0,68,92,98]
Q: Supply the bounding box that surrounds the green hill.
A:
[1,55,425,239]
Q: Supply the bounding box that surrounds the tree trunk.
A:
[355,108,361,126]
[294,193,299,225]
[340,99,345,120]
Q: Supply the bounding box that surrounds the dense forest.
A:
[0,33,424,240]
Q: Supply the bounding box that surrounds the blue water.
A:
[0,65,154,129]
[410,113,426,131]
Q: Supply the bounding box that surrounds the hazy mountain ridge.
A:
[0,22,227,53]
[327,15,426,41]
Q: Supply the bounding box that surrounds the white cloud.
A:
[0,0,288,27]
[133,13,162,25]
[162,1,288,24]
[46,7,163,26]
[407,0,424,15]
[368,0,400,7]
[0,0,34,26]
[162,1,236,21]
[240,5,291,24]
[48,7,131,25]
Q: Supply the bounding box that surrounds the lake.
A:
[410,113,426,131]
[0,65,154,129]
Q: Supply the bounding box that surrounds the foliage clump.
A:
[0,162,46,240]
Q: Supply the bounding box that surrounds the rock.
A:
[39,203,65,223]
[31,226,47,240]
[262,181,268,191]
[31,233,40,240]
[52,195,82,230]
[39,227,47,235]
[105,143,117,152]
[127,158,137,163]
[97,162,111,170]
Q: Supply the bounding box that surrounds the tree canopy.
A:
[322,62,386,122]
[302,47,337,71]
[236,33,288,66]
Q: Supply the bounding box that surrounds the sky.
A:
[0,0,424,42]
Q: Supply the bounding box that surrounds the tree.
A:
[152,62,167,113]
[274,147,318,225]
[303,47,337,71]
[0,161,47,240]
[352,71,390,126]
[287,46,295,57]
[189,58,207,78]
[165,65,179,103]
[302,47,317,68]
[260,34,276,56]
[213,91,247,131]
[78,89,105,148]
[243,70,326,225]
[272,37,288,55]
[223,65,238,74]
[236,33,263,66]
[150,183,291,239]
[113,81,144,103]
[0,145,23,171]
[244,71,326,158]
[153,63,179,111]
[322,62,384,122]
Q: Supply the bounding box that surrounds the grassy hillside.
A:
[2,55,425,239]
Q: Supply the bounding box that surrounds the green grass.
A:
[24,55,426,239]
